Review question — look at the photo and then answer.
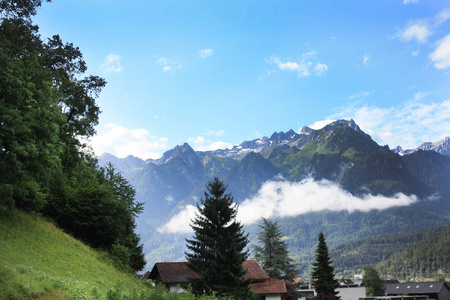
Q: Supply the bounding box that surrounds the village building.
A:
[296,278,366,300]
[384,281,450,300]
[147,260,287,299]
[359,296,429,300]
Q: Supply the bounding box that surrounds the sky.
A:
[33,0,450,160]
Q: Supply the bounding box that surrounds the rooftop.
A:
[251,279,287,295]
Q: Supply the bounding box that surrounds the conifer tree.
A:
[185,177,255,299]
[253,218,299,296]
[310,232,339,299]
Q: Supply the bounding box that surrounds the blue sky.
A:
[33,0,450,159]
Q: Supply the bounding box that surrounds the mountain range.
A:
[392,137,450,157]
[99,120,450,276]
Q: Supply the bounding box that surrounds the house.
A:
[148,262,201,293]
[252,279,288,300]
[384,281,450,300]
[337,278,366,300]
[148,260,287,299]
[359,296,429,300]
[295,278,366,300]
[338,278,357,287]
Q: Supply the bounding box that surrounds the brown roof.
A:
[251,279,287,295]
[149,262,201,284]
[243,260,270,281]
[149,260,269,284]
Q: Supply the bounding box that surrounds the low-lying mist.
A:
[158,177,418,234]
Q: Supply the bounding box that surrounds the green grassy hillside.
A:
[0,210,211,299]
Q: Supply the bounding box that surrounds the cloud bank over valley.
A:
[158,177,419,234]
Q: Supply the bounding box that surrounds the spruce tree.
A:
[185,177,255,299]
[253,218,299,296]
[310,233,339,299]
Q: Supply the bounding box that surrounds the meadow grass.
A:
[0,210,218,299]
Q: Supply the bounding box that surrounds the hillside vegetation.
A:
[0,210,214,299]
[329,226,450,278]
[1,0,145,272]
[377,230,450,281]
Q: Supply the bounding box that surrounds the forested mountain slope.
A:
[100,120,450,274]
[329,226,450,277]
[377,230,450,281]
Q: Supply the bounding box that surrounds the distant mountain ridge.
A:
[392,136,450,157]
[100,120,449,174]
[98,120,450,274]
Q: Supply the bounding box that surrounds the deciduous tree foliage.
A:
[310,233,339,299]
[185,177,256,299]
[0,1,145,271]
[0,0,51,20]
[362,266,385,296]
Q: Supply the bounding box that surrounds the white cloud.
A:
[331,95,450,149]
[277,59,311,76]
[403,0,418,4]
[159,177,418,234]
[101,53,123,74]
[362,53,370,65]
[158,204,197,234]
[196,141,234,152]
[188,136,206,144]
[156,57,183,74]
[269,54,328,77]
[435,9,450,25]
[348,91,371,100]
[308,119,335,130]
[204,130,225,137]
[303,51,317,58]
[314,63,328,76]
[199,48,213,58]
[237,178,418,225]
[398,21,432,43]
[429,34,450,70]
[187,131,233,152]
[88,123,168,160]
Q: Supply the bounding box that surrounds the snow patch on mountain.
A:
[392,136,450,157]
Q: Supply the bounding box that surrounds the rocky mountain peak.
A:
[392,136,450,157]
[159,142,196,164]
[323,119,362,133]
[300,126,313,135]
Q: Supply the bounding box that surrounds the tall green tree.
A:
[0,16,62,213]
[253,218,299,296]
[310,233,339,299]
[45,161,146,271]
[0,2,145,271]
[362,266,385,296]
[185,177,255,299]
[0,0,51,20]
